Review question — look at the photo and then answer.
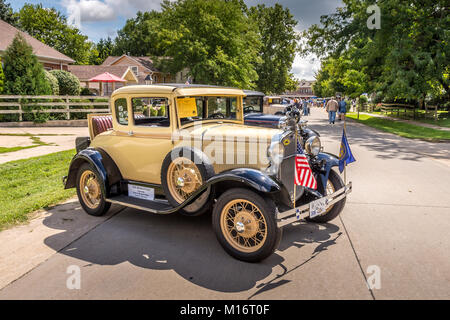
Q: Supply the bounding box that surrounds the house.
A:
[69,54,189,95]
[284,80,316,99]
[68,65,139,95]
[0,19,75,70]
[101,55,188,85]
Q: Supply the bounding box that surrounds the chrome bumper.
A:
[276,182,352,227]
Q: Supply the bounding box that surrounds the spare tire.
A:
[161,147,214,216]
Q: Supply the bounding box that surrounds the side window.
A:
[131,97,170,127]
[114,98,128,125]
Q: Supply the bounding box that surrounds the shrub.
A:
[158,105,166,116]
[2,33,51,95]
[150,107,158,117]
[50,70,81,95]
[80,87,92,96]
[44,70,59,95]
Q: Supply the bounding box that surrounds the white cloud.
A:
[291,53,320,81]
[63,0,164,24]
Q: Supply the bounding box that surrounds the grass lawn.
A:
[346,113,450,141]
[367,110,450,128]
[0,149,76,230]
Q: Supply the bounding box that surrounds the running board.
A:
[106,195,176,214]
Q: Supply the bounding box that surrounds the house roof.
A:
[102,55,161,73]
[68,65,135,81]
[0,19,75,64]
[298,80,315,87]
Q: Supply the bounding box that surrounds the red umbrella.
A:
[89,72,126,82]
[89,72,126,96]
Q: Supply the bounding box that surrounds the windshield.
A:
[178,96,240,125]
[243,96,263,113]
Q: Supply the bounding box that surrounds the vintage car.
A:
[243,91,321,147]
[263,95,290,115]
[243,90,284,128]
[63,84,351,262]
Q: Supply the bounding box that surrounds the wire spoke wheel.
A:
[79,170,101,209]
[220,199,268,253]
[167,157,202,203]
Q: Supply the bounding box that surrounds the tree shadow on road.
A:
[43,203,341,294]
[308,115,450,162]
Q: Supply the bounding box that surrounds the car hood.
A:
[182,122,283,143]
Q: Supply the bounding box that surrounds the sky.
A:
[10,0,343,80]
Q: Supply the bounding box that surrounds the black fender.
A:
[315,152,340,195]
[150,168,282,214]
[64,148,122,197]
[207,168,281,194]
[303,127,320,138]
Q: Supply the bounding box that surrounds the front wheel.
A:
[212,188,282,262]
[307,169,346,223]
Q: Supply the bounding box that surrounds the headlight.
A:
[278,116,288,129]
[305,136,321,156]
[267,141,285,164]
[299,119,308,129]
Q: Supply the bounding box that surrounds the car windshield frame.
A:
[177,95,243,128]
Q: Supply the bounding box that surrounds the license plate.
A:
[128,184,155,201]
[309,197,328,218]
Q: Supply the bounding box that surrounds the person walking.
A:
[339,98,347,121]
[302,99,309,116]
[326,97,339,124]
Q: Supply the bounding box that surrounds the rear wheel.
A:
[212,188,282,262]
[76,163,110,216]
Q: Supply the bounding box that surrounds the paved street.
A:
[1,107,449,299]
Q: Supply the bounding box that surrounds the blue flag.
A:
[338,129,356,173]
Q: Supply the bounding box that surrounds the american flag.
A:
[295,141,317,189]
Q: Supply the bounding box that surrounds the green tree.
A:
[0,0,18,26]
[249,4,299,94]
[303,0,449,104]
[114,11,164,56]
[115,0,261,88]
[0,57,5,94]
[2,33,51,95]
[50,70,81,96]
[90,37,115,65]
[17,4,93,65]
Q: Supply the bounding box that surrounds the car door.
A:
[107,95,175,185]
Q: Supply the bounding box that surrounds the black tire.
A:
[307,169,346,223]
[76,163,111,216]
[161,148,214,216]
[212,188,282,262]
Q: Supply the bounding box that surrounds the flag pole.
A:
[343,111,347,184]
[293,127,297,209]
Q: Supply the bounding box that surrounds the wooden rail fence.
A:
[0,95,110,121]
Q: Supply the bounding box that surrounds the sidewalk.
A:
[0,127,88,164]
[358,112,450,131]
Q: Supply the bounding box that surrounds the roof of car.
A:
[243,90,265,97]
[112,84,245,97]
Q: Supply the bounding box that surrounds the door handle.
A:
[128,131,134,136]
